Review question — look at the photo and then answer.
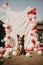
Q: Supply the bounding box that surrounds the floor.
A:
[0,52,43,65]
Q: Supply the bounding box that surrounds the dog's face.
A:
[17,34,25,46]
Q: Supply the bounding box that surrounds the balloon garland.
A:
[0,2,43,58]
[25,7,43,56]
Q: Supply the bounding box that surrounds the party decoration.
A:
[0,54,2,57]
[3,51,10,58]
[12,51,17,56]
[6,34,11,40]
[25,53,31,57]
[5,2,8,6]
[0,2,42,58]
[32,26,37,30]
[34,48,38,52]
[31,39,36,45]
[37,50,43,55]
[27,8,36,15]
[38,47,43,52]
[1,48,6,54]
[2,2,8,8]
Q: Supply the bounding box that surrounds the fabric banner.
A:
[5,7,37,50]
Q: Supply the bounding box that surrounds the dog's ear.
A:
[22,35,25,39]
[17,34,19,38]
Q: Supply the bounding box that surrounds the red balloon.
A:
[30,33,34,36]
[34,16,36,19]
[27,10,32,15]
[27,8,36,15]
[35,30,38,33]
[33,12,36,15]
[29,18,32,21]
[26,47,34,52]
[34,45,38,48]
[39,44,43,47]
[32,8,36,12]
[1,48,6,54]
[32,26,37,30]
[38,47,43,52]
[6,26,10,29]
[6,44,12,48]
[7,35,11,39]
[31,39,36,45]
[5,2,8,6]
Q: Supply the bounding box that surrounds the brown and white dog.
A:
[16,34,26,55]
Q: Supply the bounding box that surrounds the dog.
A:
[16,34,26,55]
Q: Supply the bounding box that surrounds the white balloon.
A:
[35,41,40,47]
[0,47,3,51]
[3,51,9,58]
[6,48,13,53]
[5,29,11,34]
[0,54,2,57]
[3,24,8,27]
[27,43,34,49]
[13,47,17,51]
[34,48,38,52]
[12,51,17,56]
[36,41,40,44]
[34,37,37,42]
[6,34,10,38]
[25,53,31,57]
[4,37,8,41]
[37,51,43,55]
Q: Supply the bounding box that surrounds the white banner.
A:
[5,7,37,50]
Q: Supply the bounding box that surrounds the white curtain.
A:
[5,7,37,50]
